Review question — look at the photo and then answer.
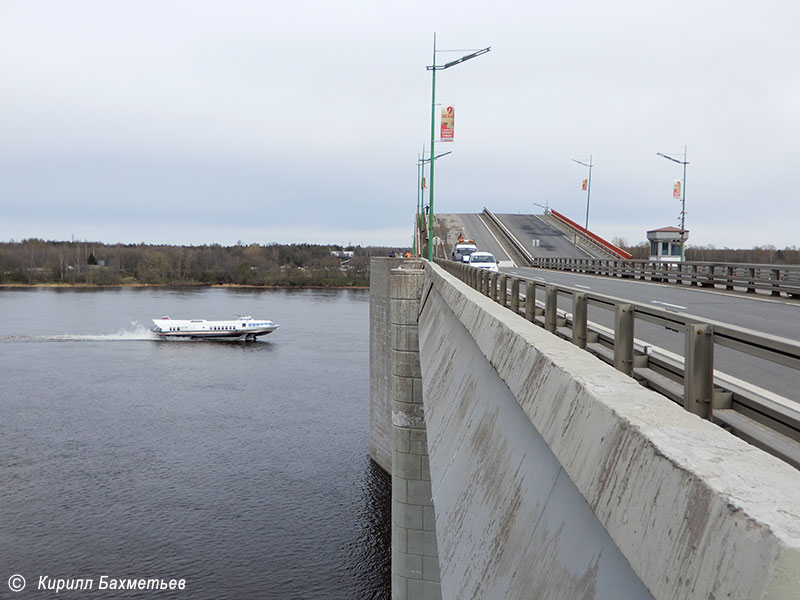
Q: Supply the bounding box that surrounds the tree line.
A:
[0,239,406,286]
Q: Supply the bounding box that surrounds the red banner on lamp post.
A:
[673,180,681,199]
[441,105,454,142]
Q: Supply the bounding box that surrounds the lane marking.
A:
[516,265,800,307]
[476,213,518,268]
[575,284,592,290]
[651,300,687,310]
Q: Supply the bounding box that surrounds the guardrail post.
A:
[653,263,663,282]
[510,277,520,314]
[614,304,634,375]
[525,281,535,322]
[572,292,587,349]
[684,324,713,419]
[489,273,497,302]
[689,265,700,286]
[726,266,735,290]
[771,268,781,296]
[499,274,508,307]
[545,285,557,333]
[747,267,756,293]
[711,265,718,287]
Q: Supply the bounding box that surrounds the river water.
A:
[0,287,390,599]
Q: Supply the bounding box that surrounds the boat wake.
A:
[0,323,159,342]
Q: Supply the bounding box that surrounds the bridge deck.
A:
[437,212,593,264]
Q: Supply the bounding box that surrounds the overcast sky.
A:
[2,1,798,248]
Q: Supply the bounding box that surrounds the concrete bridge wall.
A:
[369,257,396,473]
[370,258,800,599]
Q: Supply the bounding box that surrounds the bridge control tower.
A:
[647,226,689,261]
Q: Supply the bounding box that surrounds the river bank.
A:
[0,282,369,290]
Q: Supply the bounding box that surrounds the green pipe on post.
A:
[428,34,437,261]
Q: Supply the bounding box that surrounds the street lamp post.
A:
[572,155,593,231]
[414,147,423,256]
[425,34,490,261]
[533,200,550,215]
[657,147,689,261]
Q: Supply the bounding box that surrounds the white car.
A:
[452,241,478,262]
[468,251,499,272]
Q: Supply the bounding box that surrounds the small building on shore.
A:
[647,226,688,261]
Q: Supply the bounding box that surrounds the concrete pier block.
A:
[390,264,442,600]
[370,257,400,473]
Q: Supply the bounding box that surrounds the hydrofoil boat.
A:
[151,315,279,340]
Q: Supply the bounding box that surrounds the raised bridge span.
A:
[370,256,800,600]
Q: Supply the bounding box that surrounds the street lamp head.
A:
[442,47,491,69]
[428,46,491,71]
[657,152,689,165]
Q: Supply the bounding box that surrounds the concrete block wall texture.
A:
[417,261,800,600]
[369,257,395,473]
[390,263,442,600]
[418,270,653,600]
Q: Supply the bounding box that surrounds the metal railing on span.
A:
[436,258,800,470]
[531,256,800,299]
[547,209,633,259]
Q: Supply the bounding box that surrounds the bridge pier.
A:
[371,258,800,600]
[390,263,441,600]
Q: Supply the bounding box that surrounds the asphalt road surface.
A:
[495,213,592,259]
[439,213,512,263]
[439,212,590,264]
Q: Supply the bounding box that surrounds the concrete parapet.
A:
[390,263,441,600]
[418,261,800,600]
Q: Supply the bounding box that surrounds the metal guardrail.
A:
[436,258,800,469]
[546,209,633,259]
[530,256,800,299]
[479,208,800,298]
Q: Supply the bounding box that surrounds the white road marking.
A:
[575,284,592,290]
[651,300,687,310]
[476,214,518,268]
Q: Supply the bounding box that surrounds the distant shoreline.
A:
[0,283,369,290]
